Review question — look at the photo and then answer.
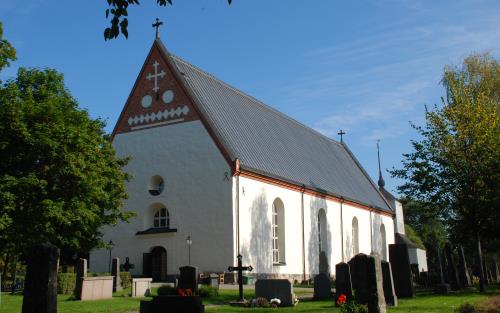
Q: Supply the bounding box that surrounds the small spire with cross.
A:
[377,139,385,188]
[152,18,163,39]
[338,129,346,143]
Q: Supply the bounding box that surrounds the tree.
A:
[392,53,500,292]
[0,22,16,72]
[104,0,233,40]
[0,68,133,263]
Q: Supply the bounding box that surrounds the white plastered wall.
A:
[89,121,233,276]
[236,176,395,279]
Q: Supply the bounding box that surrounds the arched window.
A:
[380,223,387,261]
[352,217,359,256]
[318,209,328,253]
[272,198,286,264]
[154,207,169,228]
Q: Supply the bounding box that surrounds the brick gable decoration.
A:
[113,41,199,135]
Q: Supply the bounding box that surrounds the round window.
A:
[148,175,164,196]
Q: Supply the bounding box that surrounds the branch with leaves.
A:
[104,0,233,40]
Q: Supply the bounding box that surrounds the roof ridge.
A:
[170,54,344,148]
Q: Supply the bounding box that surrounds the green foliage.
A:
[0,68,133,259]
[120,272,132,289]
[57,273,77,295]
[456,302,476,313]
[198,285,219,298]
[156,285,177,296]
[0,22,16,72]
[405,224,426,250]
[391,53,500,265]
[103,0,232,40]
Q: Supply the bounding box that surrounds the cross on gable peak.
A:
[152,18,164,39]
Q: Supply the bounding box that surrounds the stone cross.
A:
[146,60,166,93]
[122,257,135,272]
[228,254,253,301]
[152,18,163,39]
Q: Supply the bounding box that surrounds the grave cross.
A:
[228,254,253,301]
[152,18,163,39]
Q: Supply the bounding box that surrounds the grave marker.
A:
[227,254,253,302]
[178,266,199,294]
[313,272,332,299]
[381,261,397,306]
[335,262,353,300]
[389,244,415,298]
[112,257,122,292]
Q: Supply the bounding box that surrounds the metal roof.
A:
[163,44,392,213]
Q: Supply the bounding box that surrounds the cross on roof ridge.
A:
[152,18,163,39]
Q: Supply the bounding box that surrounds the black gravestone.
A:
[112,257,122,292]
[335,262,353,301]
[444,244,461,290]
[140,295,205,313]
[458,246,471,287]
[381,261,397,306]
[313,273,332,299]
[348,254,386,313]
[178,266,198,294]
[388,244,415,298]
[74,258,87,299]
[22,243,59,313]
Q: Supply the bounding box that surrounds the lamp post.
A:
[186,236,192,265]
[108,240,114,273]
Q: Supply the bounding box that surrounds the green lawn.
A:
[0,286,497,313]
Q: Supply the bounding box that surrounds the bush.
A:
[476,296,500,313]
[456,303,476,313]
[157,285,177,296]
[57,273,76,295]
[120,272,132,289]
[198,285,218,298]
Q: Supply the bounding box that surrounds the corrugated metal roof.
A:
[163,44,392,212]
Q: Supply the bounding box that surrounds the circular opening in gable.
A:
[148,175,164,196]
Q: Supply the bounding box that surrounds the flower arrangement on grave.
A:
[270,298,281,308]
[177,288,193,296]
[337,294,368,313]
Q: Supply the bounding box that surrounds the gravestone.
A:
[445,244,461,290]
[458,246,471,287]
[112,257,122,292]
[178,266,198,294]
[255,279,296,306]
[435,246,451,294]
[319,251,330,275]
[389,244,415,298]
[492,261,499,283]
[313,273,332,300]
[348,254,386,313]
[74,258,87,298]
[22,243,59,313]
[335,262,353,301]
[381,261,397,306]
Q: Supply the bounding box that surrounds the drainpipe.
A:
[370,208,373,254]
[234,159,241,255]
[301,185,306,282]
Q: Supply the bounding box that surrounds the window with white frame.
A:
[272,198,286,264]
[153,207,169,228]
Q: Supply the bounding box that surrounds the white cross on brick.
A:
[146,60,166,92]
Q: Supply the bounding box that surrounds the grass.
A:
[0,286,498,313]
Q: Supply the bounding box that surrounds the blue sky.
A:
[1,0,499,195]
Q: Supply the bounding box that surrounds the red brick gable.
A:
[113,41,199,136]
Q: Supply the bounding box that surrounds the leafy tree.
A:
[392,53,499,292]
[0,68,133,261]
[0,22,16,72]
[104,0,233,40]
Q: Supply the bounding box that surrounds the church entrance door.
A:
[150,246,167,282]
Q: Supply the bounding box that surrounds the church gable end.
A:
[113,41,199,136]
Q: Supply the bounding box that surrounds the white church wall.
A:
[237,176,303,279]
[236,175,395,280]
[89,121,233,276]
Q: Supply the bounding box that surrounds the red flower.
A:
[336,294,347,305]
[178,288,194,296]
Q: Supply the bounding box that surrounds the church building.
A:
[90,37,400,282]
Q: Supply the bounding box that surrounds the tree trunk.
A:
[476,232,485,292]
